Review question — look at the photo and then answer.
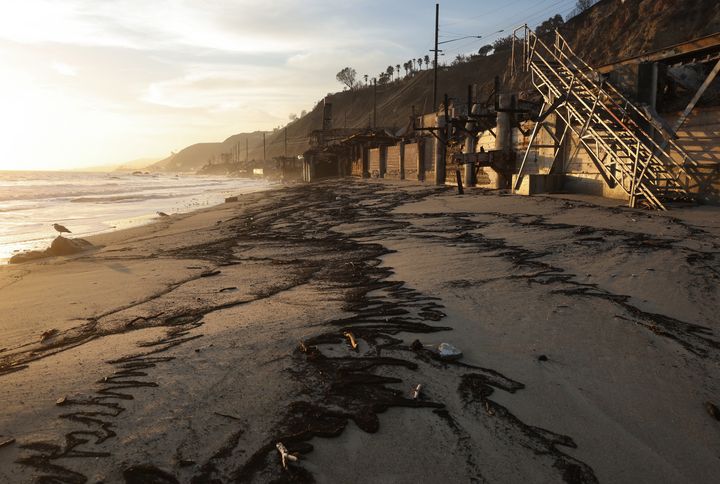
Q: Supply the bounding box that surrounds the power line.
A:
[440,0,528,27]
[442,0,576,57]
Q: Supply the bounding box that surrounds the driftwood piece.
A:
[344,332,358,350]
[200,270,221,278]
[0,437,15,449]
[276,442,298,469]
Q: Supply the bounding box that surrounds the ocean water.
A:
[0,171,271,262]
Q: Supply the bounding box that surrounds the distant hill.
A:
[148,132,269,172]
[150,0,720,173]
[67,157,163,172]
[149,52,511,173]
[114,157,164,171]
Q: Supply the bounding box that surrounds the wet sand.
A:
[0,179,719,483]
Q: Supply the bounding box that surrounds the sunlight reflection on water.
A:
[0,171,271,262]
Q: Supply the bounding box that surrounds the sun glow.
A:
[0,71,129,171]
[0,0,470,171]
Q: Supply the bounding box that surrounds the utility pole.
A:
[432,3,439,112]
[263,132,266,161]
[373,78,377,128]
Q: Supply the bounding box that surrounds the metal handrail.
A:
[526,28,696,185]
[513,25,698,207]
[528,56,665,207]
[551,29,699,170]
[551,37,694,190]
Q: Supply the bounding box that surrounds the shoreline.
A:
[1,179,719,483]
[0,175,276,264]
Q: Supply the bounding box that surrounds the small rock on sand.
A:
[705,401,720,421]
[9,236,94,264]
[50,236,93,256]
[40,329,59,343]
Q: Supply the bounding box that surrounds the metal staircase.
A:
[512,25,701,210]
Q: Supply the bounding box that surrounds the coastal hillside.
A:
[562,0,720,66]
[151,0,720,173]
[148,132,267,172]
[148,52,511,173]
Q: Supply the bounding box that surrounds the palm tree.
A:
[424,54,430,69]
[396,64,401,81]
[418,57,423,70]
[386,65,394,80]
[364,74,368,86]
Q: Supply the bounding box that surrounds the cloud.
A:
[1,0,498,169]
[52,61,78,76]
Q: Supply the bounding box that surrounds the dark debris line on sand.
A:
[21,181,706,483]
[401,208,720,360]
[186,182,597,484]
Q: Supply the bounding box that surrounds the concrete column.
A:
[399,141,406,180]
[434,115,446,186]
[302,158,310,182]
[322,99,332,131]
[464,102,480,186]
[418,138,425,181]
[552,113,568,174]
[637,62,658,111]
[494,94,513,189]
[379,145,387,178]
[362,147,369,178]
[308,155,316,181]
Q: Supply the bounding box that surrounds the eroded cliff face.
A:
[562,0,720,66]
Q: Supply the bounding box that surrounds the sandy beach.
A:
[1,179,719,483]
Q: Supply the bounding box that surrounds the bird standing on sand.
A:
[52,223,71,234]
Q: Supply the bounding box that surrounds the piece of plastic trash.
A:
[412,384,423,399]
[436,342,463,360]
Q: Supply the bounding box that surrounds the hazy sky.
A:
[0,0,580,170]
